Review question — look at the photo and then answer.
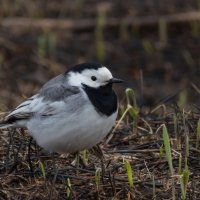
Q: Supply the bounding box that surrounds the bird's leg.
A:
[92,144,105,160]
[92,144,106,184]
[48,152,59,199]
[70,151,90,176]
[52,152,58,174]
[7,128,20,174]
[71,151,88,174]
[71,152,80,175]
[5,128,13,172]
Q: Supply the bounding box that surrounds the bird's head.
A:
[66,62,123,89]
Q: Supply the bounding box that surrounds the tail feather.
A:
[0,120,13,129]
[0,111,30,129]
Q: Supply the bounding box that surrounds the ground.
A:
[0,1,200,199]
[1,109,200,199]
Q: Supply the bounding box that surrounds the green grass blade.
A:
[124,159,133,188]
[95,9,106,61]
[38,160,46,180]
[162,125,173,174]
[128,105,138,120]
[185,135,189,170]
[180,169,190,200]
[66,177,71,199]
[95,168,101,188]
[178,154,182,175]
[159,144,164,158]
[82,149,88,165]
[125,88,134,105]
[178,90,187,108]
[125,88,138,110]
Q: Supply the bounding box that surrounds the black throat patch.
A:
[82,83,118,116]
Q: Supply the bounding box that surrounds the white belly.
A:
[27,103,117,153]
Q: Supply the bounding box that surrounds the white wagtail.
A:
[0,63,123,154]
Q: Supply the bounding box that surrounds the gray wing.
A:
[39,73,80,101]
[39,84,80,101]
[3,83,81,126]
[42,74,65,89]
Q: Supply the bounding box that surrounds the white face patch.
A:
[67,66,113,88]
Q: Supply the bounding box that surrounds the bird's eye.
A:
[91,76,97,81]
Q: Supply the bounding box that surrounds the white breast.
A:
[27,96,117,153]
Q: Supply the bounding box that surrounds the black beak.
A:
[108,77,124,84]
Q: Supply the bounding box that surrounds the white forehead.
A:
[67,66,113,87]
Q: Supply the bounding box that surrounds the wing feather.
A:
[3,84,81,127]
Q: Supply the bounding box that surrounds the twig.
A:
[1,11,200,31]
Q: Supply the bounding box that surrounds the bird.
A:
[0,62,123,154]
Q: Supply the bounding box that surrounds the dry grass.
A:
[1,106,200,199]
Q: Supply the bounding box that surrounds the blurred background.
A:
[0,0,200,111]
